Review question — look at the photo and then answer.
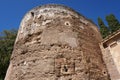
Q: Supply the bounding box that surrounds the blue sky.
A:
[0,0,120,32]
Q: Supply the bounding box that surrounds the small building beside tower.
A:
[100,30,120,80]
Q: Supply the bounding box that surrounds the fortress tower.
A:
[5,4,110,80]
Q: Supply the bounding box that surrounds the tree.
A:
[0,29,17,80]
[98,17,109,38]
[106,14,120,33]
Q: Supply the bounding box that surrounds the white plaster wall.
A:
[109,41,120,74]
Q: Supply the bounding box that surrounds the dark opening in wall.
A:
[64,65,68,72]
[104,72,106,74]
[69,78,72,80]
[33,60,36,63]
[85,71,88,74]
[65,21,70,26]
[31,12,34,17]
[103,43,108,48]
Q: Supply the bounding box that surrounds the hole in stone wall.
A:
[50,44,54,47]
[31,12,34,17]
[103,72,106,74]
[85,71,88,74]
[65,21,70,26]
[103,43,108,48]
[17,64,20,66]
[69,78,72,80]
[92,33,94,36]
[33,60,36,63]
[66,23,69,26]
[63,65,68,72]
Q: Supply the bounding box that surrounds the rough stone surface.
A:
[5,4,110,80]
[100,30,120,80]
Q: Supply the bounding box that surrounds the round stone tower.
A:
[5,4,110,80]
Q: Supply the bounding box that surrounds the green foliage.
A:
[98,14,120,38]
[106,14,120,33]
[0,29,17,80]
[98,17,109,38]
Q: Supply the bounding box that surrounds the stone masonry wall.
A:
[5,4,110,80]
[100,44,120,80]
